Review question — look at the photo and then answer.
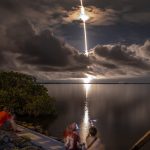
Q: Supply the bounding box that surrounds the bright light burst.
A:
[79,0,89,56]
[80,6,89,22]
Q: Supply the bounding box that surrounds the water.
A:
[43,84,150,150]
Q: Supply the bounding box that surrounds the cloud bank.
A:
[0,0,150,79]
[89,41,150,77]
[0,18,150,79]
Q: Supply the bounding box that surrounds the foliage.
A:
[0,71,56,116]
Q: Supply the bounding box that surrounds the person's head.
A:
[70,122,78,131]
[89,126,97,137]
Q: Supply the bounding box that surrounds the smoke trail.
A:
[80,0,83,6]
[83,20,88,56]
[80,0,89,56]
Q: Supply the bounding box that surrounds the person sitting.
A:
[64,122,81,150]
[0,107,17,131]
[63,124,73,143]
[86,126,104,150]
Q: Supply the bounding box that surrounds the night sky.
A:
[0,0,150,80]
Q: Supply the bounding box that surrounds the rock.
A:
[7,143,16,149]
[2,135,10,143]
[0,129,44,150]
[18,141,33,148]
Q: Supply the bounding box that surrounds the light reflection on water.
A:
[80,101,89,142]
[44,84,150,150]
[80,78,91,142]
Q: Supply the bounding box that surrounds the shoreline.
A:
[17,121,64,142]
[0,125,65,150]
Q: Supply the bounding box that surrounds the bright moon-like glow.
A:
[79,0,89,56]
[80,6,89,22]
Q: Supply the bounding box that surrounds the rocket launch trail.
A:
[79,0,89,56]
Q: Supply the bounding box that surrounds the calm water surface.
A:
[43,84,150,150]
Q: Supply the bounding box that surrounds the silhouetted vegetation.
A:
[0,71,56,116]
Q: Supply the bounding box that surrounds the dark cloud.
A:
[0,52,6,66]
[0,20,150,78]
[123,12,150,24]
[93,44,150,70]
[89,0,150,12]
[0,16,150,78]
[0,0,149,31]
[86,0,150,25]
[0,0,21,12]
[0,0,90,77]
[0,0,150,44]
[0,0,150,79]
[2,20,89,71]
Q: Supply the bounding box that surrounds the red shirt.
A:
[72,131,80,150]
[0,111,11,126]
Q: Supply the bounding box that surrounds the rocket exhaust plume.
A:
[79,0,89,56]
